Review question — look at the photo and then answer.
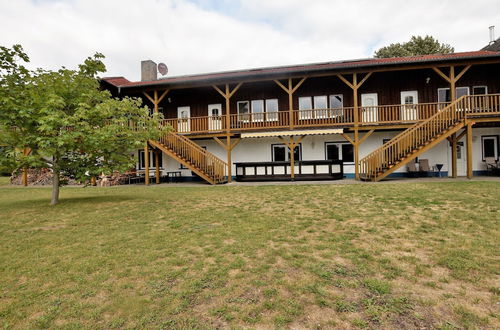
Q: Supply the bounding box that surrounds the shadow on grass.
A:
[6,195,137,209]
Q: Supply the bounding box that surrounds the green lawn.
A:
[0,181,499,329]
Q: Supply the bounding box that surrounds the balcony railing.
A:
[160,101,492,135]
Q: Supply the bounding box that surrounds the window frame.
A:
[481,135,499,161]
[138,150,163,170]
[472,86,488,95]
[271,143,302,162]
[324,141,354,164]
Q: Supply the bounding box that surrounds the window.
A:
[238,99,279,122]
[438,87,469,102]
[251,100,264,121]
[272,144,302,162]
[438,88,450,103]
[473,86,488,95]
[329,94,344,117]
[138,150,162,169]
[237,101,250,122]
[482,136,498,160]
[325,142,354,163]
[265,99,279,121]
[299,94,344,119]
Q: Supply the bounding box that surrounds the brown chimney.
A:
[141,60,157,81]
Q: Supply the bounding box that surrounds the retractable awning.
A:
[240,129,343,139]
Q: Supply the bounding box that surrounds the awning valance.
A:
[240,129,343,139]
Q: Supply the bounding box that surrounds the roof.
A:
[481,39,500,52]
[102,51,500,90]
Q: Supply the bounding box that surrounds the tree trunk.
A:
[51,169,60,205]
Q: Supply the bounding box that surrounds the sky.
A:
[1,0,499,81]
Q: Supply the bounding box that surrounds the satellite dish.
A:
[158,62,168,76]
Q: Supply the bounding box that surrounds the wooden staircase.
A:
[149,132,227,184]
[359,94,500,181]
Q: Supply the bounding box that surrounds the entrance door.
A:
[361,93,378,123]
[456,142,467,176]
[208,104,222,131]
[400,91,418,121]
[177,106,190,133]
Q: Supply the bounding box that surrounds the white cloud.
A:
[1,0,499,81]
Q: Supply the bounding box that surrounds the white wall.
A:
[142,126,500,178]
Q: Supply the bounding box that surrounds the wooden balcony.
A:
[161,99,500,136]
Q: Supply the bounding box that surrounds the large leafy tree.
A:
[374,35,454,58]
[0,45,166,205]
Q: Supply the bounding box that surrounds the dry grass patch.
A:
[0,180,498,328]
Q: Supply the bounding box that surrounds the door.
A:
[361,93,378,123]
[451,141,467,176]
[208,104,222,131]
[177,106,190,133]
[400,91,418,121]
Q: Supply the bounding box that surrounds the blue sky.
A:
[1,0,499,80]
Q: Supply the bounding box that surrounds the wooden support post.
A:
[450,66,456,102]
[155,149,160,184]
[213,83,243,182]
[142,89,170,114]
[337,72,372,180]
[451,133,457,178]
[288,79,294,129]
[144,142,150,185]
[274,77,307,130]
[466,122,473,179]
[227,135,232,182]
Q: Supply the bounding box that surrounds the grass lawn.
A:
[0,181,499,329]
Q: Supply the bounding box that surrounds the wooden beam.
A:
[337,74,355,90]
[432,67,452,83]
[291,77,307,94]
[288,78,294,129]
[450,66,456,102]
[213,136,228,150]
[142,91,155,104]
[144,142,150,185]
[274,79,289,93]
[456,128,467,141]
[357,72,372,88]
[466,122,473,179]
[157,89,170,104]
[226,135,233,183]
[455,65,472,82]
[358,129,375,145]
[228,82,243,99]
[341,133,355,145]
[212,85,227,98]
[230,138,241,151]
[155,149,160,184]
[153,90,159,113]
[451,132,457,178]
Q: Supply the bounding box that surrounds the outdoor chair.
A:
[407,159,418,177]
[485,157,500,175]
[419,159,430,177]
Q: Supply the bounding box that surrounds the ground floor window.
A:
[482,136,499,160]
[272,144,302,162]
[325,142,354,163]
[138,150,162,169]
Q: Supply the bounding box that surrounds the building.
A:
[101,50,500,184]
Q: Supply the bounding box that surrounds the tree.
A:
[374,35,454,58]
[0,45,166,205]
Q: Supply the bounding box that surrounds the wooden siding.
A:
[127,63,500,119]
